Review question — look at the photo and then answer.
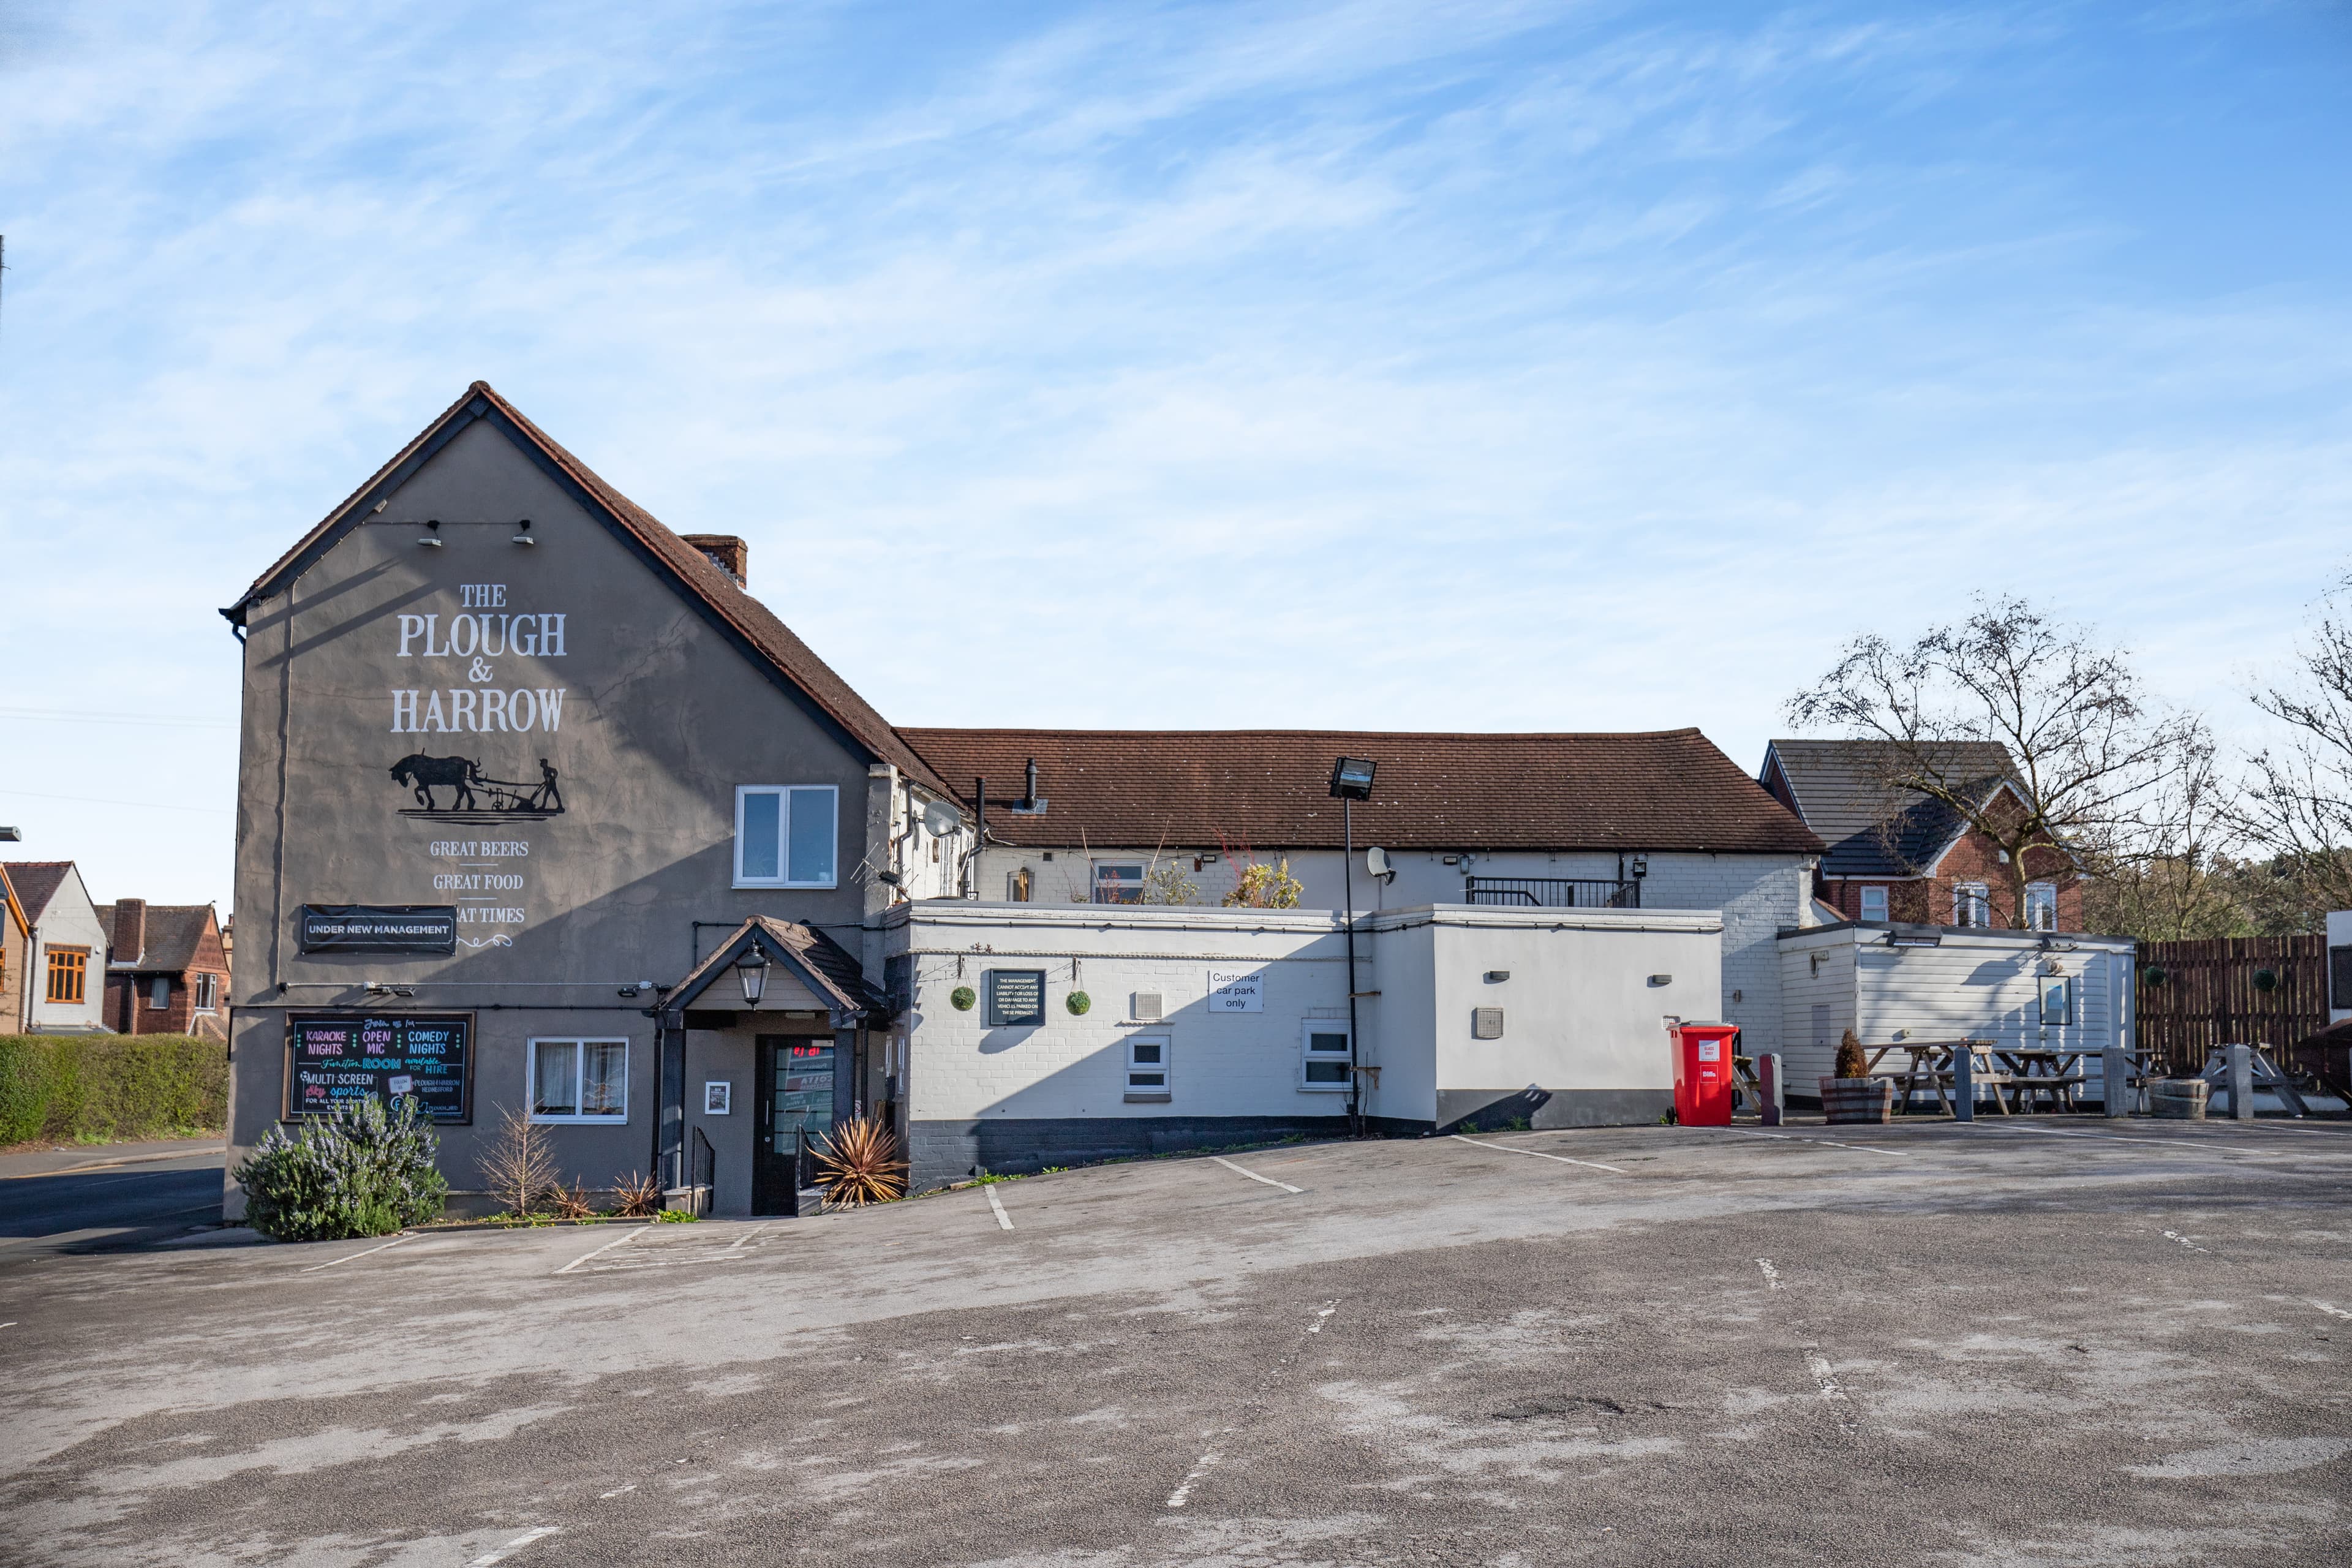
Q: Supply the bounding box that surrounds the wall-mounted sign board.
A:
[1207,968,1264,1012]
[284,1014,473,1122]
[298,905,458,955]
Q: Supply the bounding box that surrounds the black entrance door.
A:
[753,1035,836,1215]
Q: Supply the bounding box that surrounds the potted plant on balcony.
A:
[1820,1030,1894,1124]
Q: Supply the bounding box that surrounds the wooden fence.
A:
[2135,935,2329,1075]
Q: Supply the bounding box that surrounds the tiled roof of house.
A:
[0,862,75,923]
[1761,739,2018,878]
[899,728,1825,855]
[93,904,220,973]
[230,382,955,799]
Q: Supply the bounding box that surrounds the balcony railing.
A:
[1463,876,1642,910]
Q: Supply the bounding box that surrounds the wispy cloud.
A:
[1,0,2347,903]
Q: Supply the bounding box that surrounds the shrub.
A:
[234,1095,448,1242]
[0,1035,228,1146]
[1223,858,1303,909]
[815,1115,908,1208]
[1833,1028,1869,1081]
[611,1169,663,1218]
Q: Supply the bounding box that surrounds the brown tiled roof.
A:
[897,729,1824,855]
[0,862,77,922]
[230,382,953,797]
[665,916,884,1014]
[94,903,220,973]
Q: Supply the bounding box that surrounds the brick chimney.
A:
[113,898,147,965]
[682,534,748,588]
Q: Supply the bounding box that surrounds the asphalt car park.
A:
[2,1120,2348,1566]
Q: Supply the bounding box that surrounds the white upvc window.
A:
[1953,883,1990,928]
[1300,1020,1352,1091]
[734,785,839,888]
[1093,862,1145,903]
[194,973,219,1012]
[1858,886,1888,922]
[529,1038,630,1122]
[1125,1034,1172,1100]
[2038,975,2075,1027]
[2025,882,2057,932]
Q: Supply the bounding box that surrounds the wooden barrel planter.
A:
[2147,1079,2209,1120]
[1820,1076,1895,1125]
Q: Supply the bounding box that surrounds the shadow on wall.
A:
[1437,1085,1553,1135]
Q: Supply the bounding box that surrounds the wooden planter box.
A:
[1820,1076,1895,1125]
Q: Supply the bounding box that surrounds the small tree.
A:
[478,1106,559,1218]
[2236,570,2352,930]
[2081,720,2252,941]
[1224,857,1304,909]
[1787,595,2194,929]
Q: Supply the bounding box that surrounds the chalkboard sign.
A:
[284,1014,473,1122]
[298,905,458,955]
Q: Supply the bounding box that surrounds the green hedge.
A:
[0,1034,230,1146]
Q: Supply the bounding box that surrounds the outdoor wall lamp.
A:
[512,518,534,545]
[417,519,443,548]
[736,944,770,1005]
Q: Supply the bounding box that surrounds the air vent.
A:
[1472,1008,1504,1040]
[1132,992,1164,1022]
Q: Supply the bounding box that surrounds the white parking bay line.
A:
[554,1224,649,1275]
[299,1234,413,1273]
[1721,1128,1906,1158]
[985,1185,1014,1231]
[466,1525,559,1565]
[1210,1156,1303,1194]
[1449,1134,1627,1174]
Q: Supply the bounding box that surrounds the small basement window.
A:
[530,1039,630,1122]
[1126,1035,1171,1101]
[1301,1022,1351,1091]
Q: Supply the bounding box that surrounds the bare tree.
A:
[1787,595,2194,928]
[478,1106,559,1218]
[2079,718,2250,941]
[2237,571,2352,928]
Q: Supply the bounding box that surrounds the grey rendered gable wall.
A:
[225,417,879,1212]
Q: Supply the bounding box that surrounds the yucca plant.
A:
[611,1169,663,1218]
[814,1115,908,1208]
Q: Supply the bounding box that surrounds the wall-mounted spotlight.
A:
[418,519,443,548]
[512,518,535,546]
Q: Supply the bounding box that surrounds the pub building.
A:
[224,381,1836,1215]
[224,383,976,1218]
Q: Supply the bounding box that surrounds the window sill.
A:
[1296,1084,1352,1094]
[1123,1091,1172,1103]
[528,1114,630,1125]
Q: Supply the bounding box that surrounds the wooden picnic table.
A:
[1863,1039,2015,1117]
[1994,1047,2090,1113]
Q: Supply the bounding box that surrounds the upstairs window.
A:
[1093,863,1145,903]
[735,785,838,888]
[1953,883,1990,928]
[46,948,87,1005]
[1858,886,1888,922]
[2024,883,2057,932]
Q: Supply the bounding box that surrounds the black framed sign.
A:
[987,969,1045,1027]
[284,1014,474,1122]
[298,905,458,955]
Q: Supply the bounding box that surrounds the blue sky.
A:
[2,1,2348,908]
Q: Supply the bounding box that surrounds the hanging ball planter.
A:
[2253,968,2278,993]
[949,985,976,1012]
[1066,990,1092,1016]
[2141,965,2167,986]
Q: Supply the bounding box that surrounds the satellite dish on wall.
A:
[923,801,962,837]
[1366,846,1393,881]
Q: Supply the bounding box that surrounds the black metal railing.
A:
[1464,876,1642,909]
[662,1126,718,1211]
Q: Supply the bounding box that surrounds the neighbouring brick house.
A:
[97,901,232,1041]
[1757,739,2082,932]
[0,866,31,1034]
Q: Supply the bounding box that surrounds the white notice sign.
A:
[1206,968,1264,1012]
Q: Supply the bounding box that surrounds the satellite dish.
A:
[922,800,962,837]
[1366,846,1392,880]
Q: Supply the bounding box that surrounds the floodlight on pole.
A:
[1329,757,1376,1134]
